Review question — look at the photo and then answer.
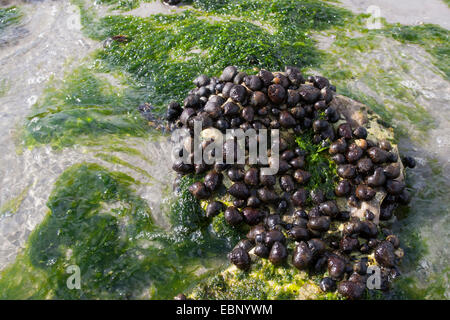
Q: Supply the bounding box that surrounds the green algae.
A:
[23,66,149,149]
[296,134,337,200]
[98,0,143,11]
[0,164,233,299]
[0,6,21,32]
[95,152,154,181]
[0,186,30,218]
[80,0,349,106]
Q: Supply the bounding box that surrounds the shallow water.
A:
[0,0,448,299]
[0,0,176,269]
[338,0,450,30]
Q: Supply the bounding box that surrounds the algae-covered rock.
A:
[189,257,341,300]
[167,68,409,300]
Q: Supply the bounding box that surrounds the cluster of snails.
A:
[162,65,415,299]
